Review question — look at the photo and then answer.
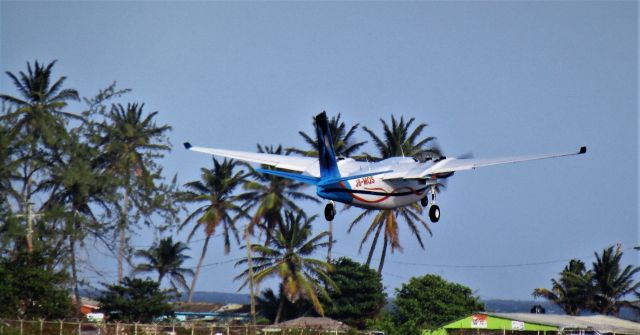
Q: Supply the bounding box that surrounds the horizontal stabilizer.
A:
[256,168,320,185]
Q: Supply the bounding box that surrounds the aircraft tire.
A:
[429,205,440,223]
[421,196,428,207]
[324,203,336,221]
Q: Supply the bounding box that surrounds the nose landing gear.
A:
[422,185,440,223]
[324,202,336,221]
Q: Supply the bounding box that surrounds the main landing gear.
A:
[324,202,336,221]
[422,186,440,223]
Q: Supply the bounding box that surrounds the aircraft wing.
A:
[400,146,587,179]
[184,142,319,175]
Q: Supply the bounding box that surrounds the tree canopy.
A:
[393,274,484,334]
[98,277,174,323]
[325,257,386,329]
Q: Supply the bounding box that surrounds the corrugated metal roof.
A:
[486,313,640,335]
[273,317,351,330]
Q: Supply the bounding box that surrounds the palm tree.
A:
[350,115,441,273]
[0,60,79,147]
[532,259,593,315]
[177,158,248,303]
[243,145,319,241]
[590,245,640,315]
[362,115,441,162]
[287,112,367,158]
[0,60,79,251]
[257,285,313,323]
[94,102,171,282]
[42,138,114,314]
[288,112,367,261]
[134,236,194,294]
[235,210,335,323]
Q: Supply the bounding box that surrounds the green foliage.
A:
[590,245,640,315]
[533,245,640,316]
[0,250,72,319]
[325,257,386,329]
[288,113,367,158]
[236,210,334,322]
[350,115,442,273]
[134,236,194,292]
[256,285,313,323]
[366,312,398,335]
[243,145,319,240]
[532,259,592,315]
[98,277,174,323]
[393,274,484,334]
[176,157,249,302]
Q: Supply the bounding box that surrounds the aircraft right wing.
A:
[401,146,587,179]
[184,142,319,176]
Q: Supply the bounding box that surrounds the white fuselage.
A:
[311,157,437,209]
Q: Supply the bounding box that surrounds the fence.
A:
[0,320,357,335]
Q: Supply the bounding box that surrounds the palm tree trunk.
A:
[244,228,257,325]
[366,223,384,267]
[377,234,388,275]
[69,227,81,315]
[327,220,333,263]
[187,234,210,303]
[118,186,129,283]
[274,291,286,324]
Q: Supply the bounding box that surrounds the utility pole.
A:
[15,202,43,252]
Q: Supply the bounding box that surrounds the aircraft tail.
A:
[314,111,341,180]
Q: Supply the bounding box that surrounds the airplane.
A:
[184,112,586,223]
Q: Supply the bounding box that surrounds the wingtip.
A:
[579,146,587,154]
[184,142,192,149]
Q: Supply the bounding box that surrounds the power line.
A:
[333,247,637,270]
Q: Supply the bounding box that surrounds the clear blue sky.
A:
[1,1,637,300]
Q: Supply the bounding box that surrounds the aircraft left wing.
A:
[398,146,587,179]
[184,142,319,175]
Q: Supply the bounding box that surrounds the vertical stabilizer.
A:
[314,111,341,180]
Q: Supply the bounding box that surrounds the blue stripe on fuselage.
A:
[317,182,353,204]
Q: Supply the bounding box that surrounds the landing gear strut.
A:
[324,202,336,221]
[426,185,440,223]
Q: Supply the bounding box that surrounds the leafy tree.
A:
[236,210,334,323]
[350,115,441,274]
[393,274,484,334]
[0,60,79,252]
[42,134,115,314]
[325,257,386,329]
[0,250,72,319]
[98,277,173,322]
[94,102,173,282]
[134,237,194,294]
[532,259,593,315]
[590,245,640,315]
[176,157,248,302]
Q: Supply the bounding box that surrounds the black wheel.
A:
[324,203,336,221]
[429,204,440,223]
[421,196,428,207]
